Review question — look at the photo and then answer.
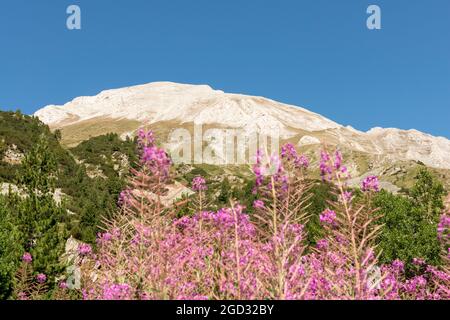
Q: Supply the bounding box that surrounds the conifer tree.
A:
[410,168,445,221]
[16,134,67,278]
[0,196,23,299]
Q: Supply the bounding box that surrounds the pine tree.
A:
[410,168,445,222]
[218,177,231,204]
[0,196,23,299]
[16,134,68,278]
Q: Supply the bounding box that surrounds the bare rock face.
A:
[0,183,23,196]
[112,152,130,177]
[2,144,24,165]
[132,181,194,207]
[85,165,107,179]
[62,236,82,290]
[298,135,321,146]
[0,183,66,204]
[34,82,450,170]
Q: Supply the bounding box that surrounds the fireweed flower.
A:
[253,200,265,209]
[281,143,298,160]
[141,145,172,179]
[426,265,450,282]
[97,232,113,245]
[253,149,288,191]
[437,214,450,240]
[137,128,155,148]
[269,154,283,175]
[22,252,32,264]
[340,191,353,203]
[403,275,428,295]
[413,258,426,266]
[281,143,309,169]
[319,151,333,181]
[36,273,47,283]
[78,243,92,256]
[253,164,265,188]
[320,209,336,225]
[361,176,380,192]
[118,188,132,206]
[316,239,329,250]
[136,129,172,180]
[102,283,132,300]
[334,151,343,170]
[192,176,207,191]
[18,292,28,300]
[294,154,310,169]
[319,150,350,181]
[392,260,405,272]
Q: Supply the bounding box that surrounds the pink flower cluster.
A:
[253,144,309,194]
[78,243,92,256]
[141,145,172,179]
[77,131,449,301]
[118,188,132,206]
[137,129,172,180]
[320,209,336,226]
[320,150,348,181]
[101,283,132,300]
[192,176,207,191]
[437,214,450,259]
[281,143,310,169]
[361,176,380,192]
[22,252,32,264]
[137,129,155,149]
[253,200,265,209]
[36,273,47,284]
[437,214,450,241]
[253,150,287,192]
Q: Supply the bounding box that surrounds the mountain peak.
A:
[34,82,340,136]
[34,82,450,170]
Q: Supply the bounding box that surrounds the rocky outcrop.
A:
[2,144,24,165]
[0,182,66,204]
[132,181,194,207]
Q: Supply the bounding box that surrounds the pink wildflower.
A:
[316,239,329,250]
[253,200,265,209]
[392,260,405,272]
[281,143,298,160]
[361,176,380,192]
[319,151,333,181]
[59,281,68,289]
[437,214,449,240]
[320,209,336,225]
[22,252,32,264]
[36,273,47,283]
[78,243,92,256]
[192,176,207,191]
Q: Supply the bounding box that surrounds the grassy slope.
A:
[53,117,450,191]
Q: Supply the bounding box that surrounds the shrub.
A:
[374,169,445,275]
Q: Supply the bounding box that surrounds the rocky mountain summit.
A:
[33,82,450,191]
[35,82,450,170]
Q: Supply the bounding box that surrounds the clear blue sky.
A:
[0,0,449,137]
